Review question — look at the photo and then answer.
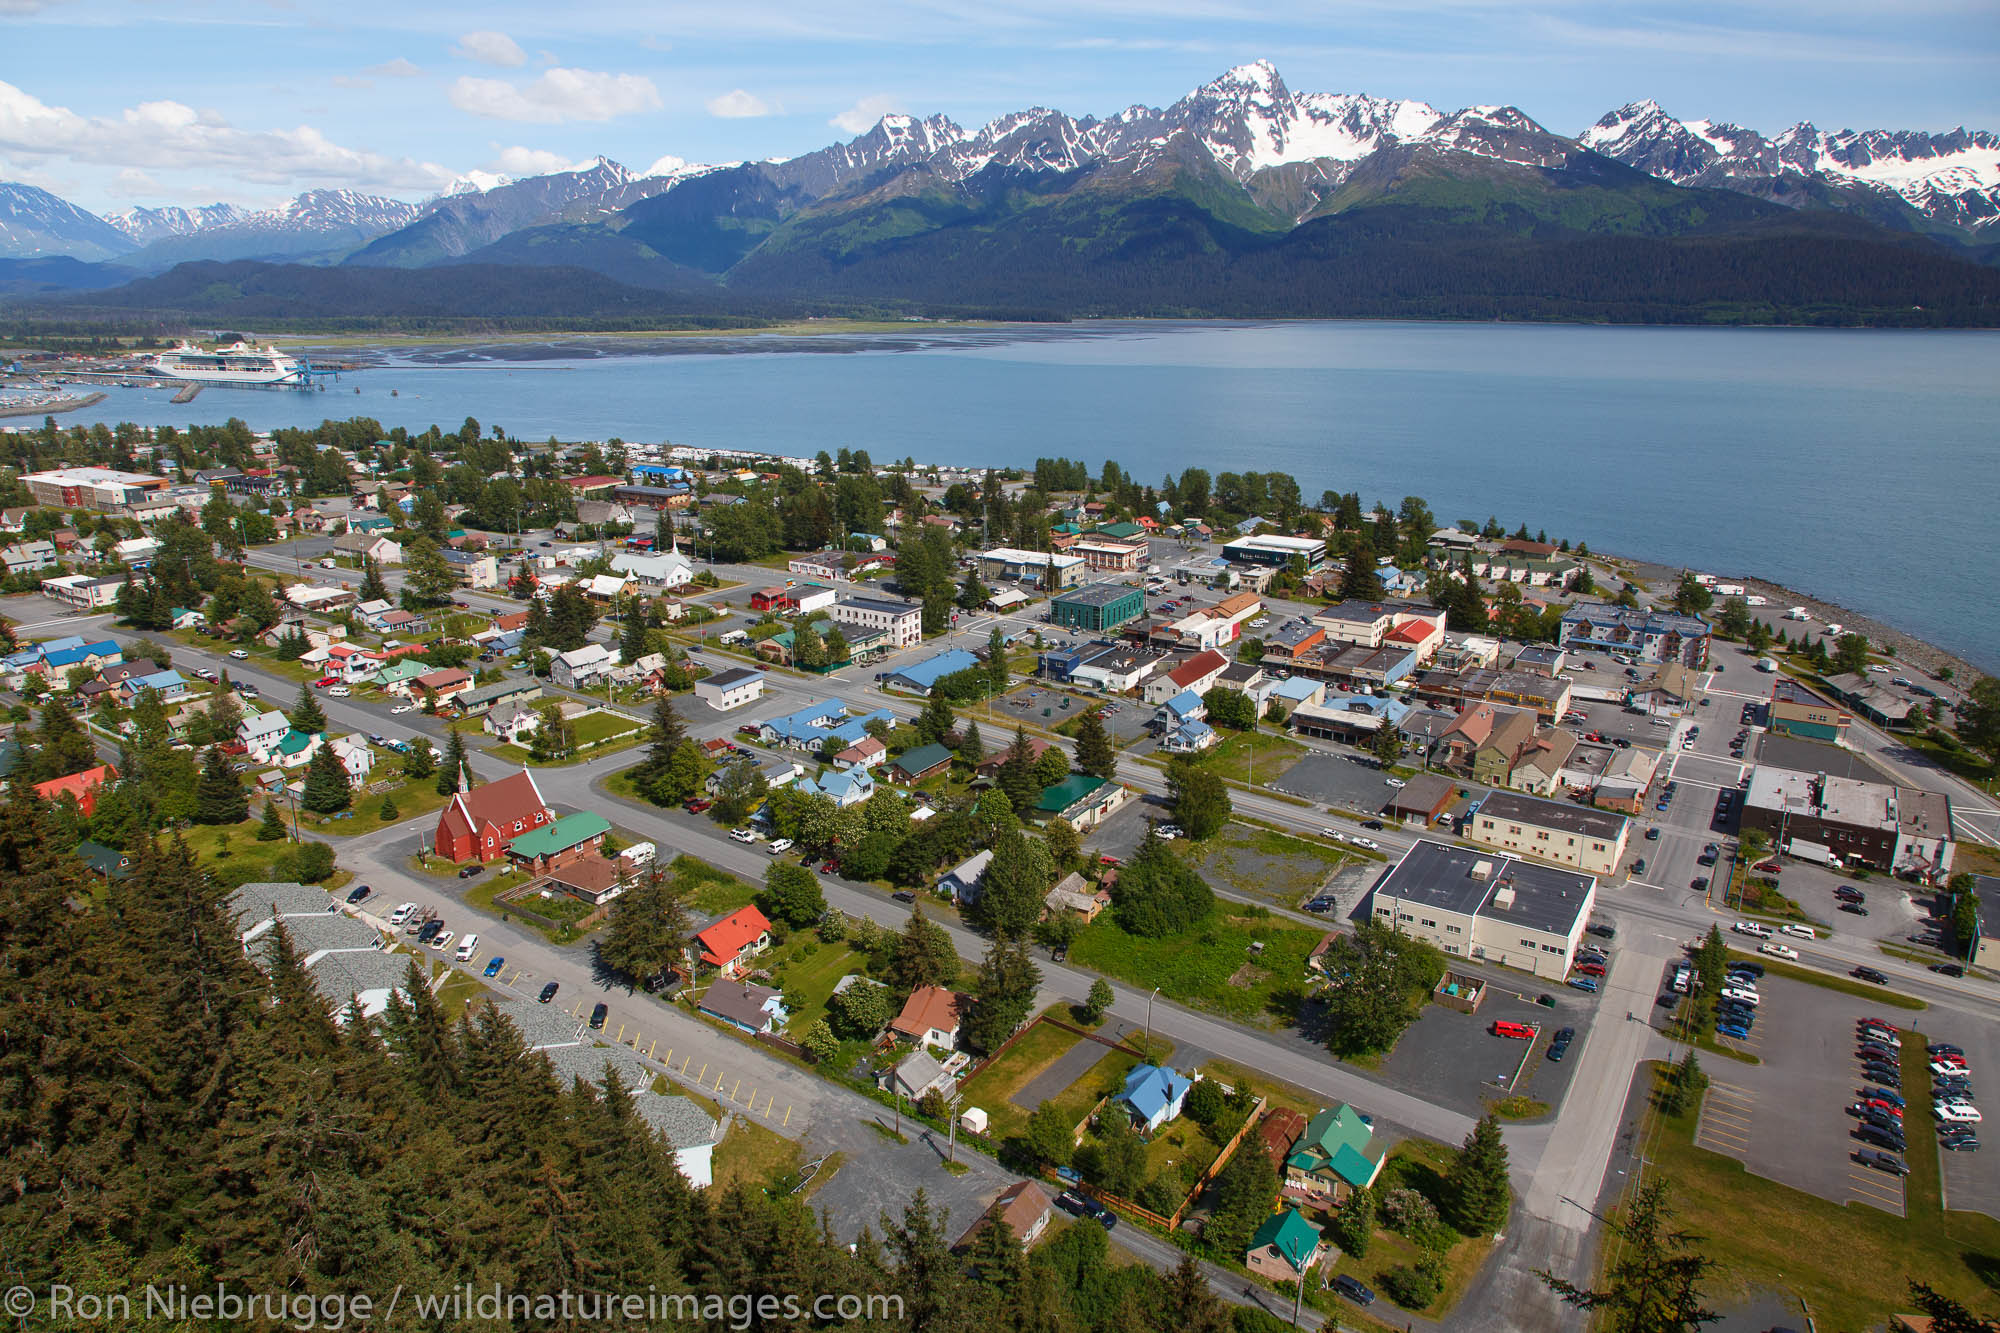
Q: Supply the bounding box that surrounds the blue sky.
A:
[5,0,1997,213]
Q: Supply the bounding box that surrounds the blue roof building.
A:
[882,649,980,696]
[1119,1065,1193,1133]
[1163,719,1218,753]
[797,766,876,808]
[629,463,686,483]
[758,699,896,750]
[1160,688,1206,725]
[42,640,121,670]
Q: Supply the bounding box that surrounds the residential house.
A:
[956,1182,1053,1252]
[327,735,375,785]
[432,769,557,863]
[238,708,291,752]
[75,839,134,880]
[410,667,473,704]
[1283,1104,1386,1204]
[485,703,543,745]
[1141,649,1229,704]
[756,699,895,751]
[505,811,612,874]
[1436,702,1541,786]
[887,1048,959,1102]
[331,531,403,565]
[698,982,787,1035]
[798,765,875,808]
[0,540,58,574]
[541,855,633,908]
[937,849,992,905]
[887,743,954,785]
[1508,728,1580,796]
[253,729,325,771]
[1042,872,1106,923]
[975,735,1049,777]
[35,763,117,816]
[550,643,616,689]
[1245,1210,1327,1283]
[1119,1064,1192,1133]
[833,735,888,770]
[1161,719,1218,753]
[455,678,543,717]
[116,668,190,704]
[889,985,970,1048]
[695,905,774,980]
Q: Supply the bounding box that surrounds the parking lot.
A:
[1689,973,1907,1216]
[1918,1012,2000,1219]
[1345,980,1591,1120]
[1272,751,1421,817]
[1557,696,1678,751]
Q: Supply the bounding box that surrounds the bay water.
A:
[48,321,2000,670]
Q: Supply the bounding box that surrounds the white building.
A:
[828,595,924,648]
[1469,791,1630,877]
[694,666,767,711]
[550,643,616,688]
[1368,839,1596,981]
[610,550,695,589]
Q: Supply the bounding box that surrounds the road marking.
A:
[697,1061,707,1082]
[732,1077,741,1101]
[615,1023,625,1041]
[783,1104,792,1128]
[714,1069,727,1092]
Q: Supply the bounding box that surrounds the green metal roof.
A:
[506,811,611,859]
[1288,1104,1383,1188]
[890,743,953,777]
[1035,773,1107,813]
[1248,1209,1321,1269]
[1095,522,1143,538]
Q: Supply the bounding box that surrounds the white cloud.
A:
[453,30,527,68]
[487,145,591,176]
[830,94,904,134]
[0,79,453,193]
[112,166,158,196]
[331,76,374,90]
[706,89,772,119]
[366,58,424,79]
[449,68,662,124]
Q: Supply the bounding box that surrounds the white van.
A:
[768,838,794,856]
[455,933,479,962]
[1780,923,1816,940]
[388,902,417,927]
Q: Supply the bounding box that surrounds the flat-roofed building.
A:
[828,594,924,648]
[978,547,1083,588]
[1369,839,1597,980]
[1050,583,1145,633]
[1739,765,1955,881]
[1768,677,1852,743]
[1071,538,1147,572]
[1470,791,1630,877]
[1221,533,1327,570]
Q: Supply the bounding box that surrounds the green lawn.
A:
[957,1020,1090,1139]
[671,856,761,919]
[711,1117,804,1193]
[178,814,348,889]
[1067,910,1325,1026]
[764,939,867,1038]
[297,761,452,831]
[1317,1140,1496,1319]
[1643,1046,2000,1333]
[1197,730,1305,786]
[1038,1045,1154,1137]
[1188,823,1348,905]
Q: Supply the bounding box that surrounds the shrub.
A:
[1379,1186,1439,1235]
[1380,1261,1443,1309]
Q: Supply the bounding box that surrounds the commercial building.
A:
[1070,538,1147,573]
[20,467,168,510]
[1414,666,1572,721]
[694,666,767,712]
[1739,766,1955,881]
[828,594,923,648]
[881,648,980,696]
[1368,839,1598,980]
[1220,533,1326,570]
[978,547,1083,589]
[1049,583,1145,633]
[1469,791,1630,877]
[1560,603,1712,668]
[1312,602,1447,663]
[1767,677,1852,743]
[40,573,128,608]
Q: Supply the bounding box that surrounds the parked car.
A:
[457,864,484,879]
[730,828,758,843]
[228,648,249,659]
[1331,1275,1376,1307]
[482,957,505,978]
[538,982,559,1004]
[892,891,917,904]
[589,1003,609,1031]
[1567,976,1600,993]
[345,884,372,904]
[1852,967,1890,985]
[1855,1148,1910,1176]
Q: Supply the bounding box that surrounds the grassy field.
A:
[956,1020,1090,1139]
[1067,910,1323,1026]
[175,815,353,891]
[1189,823,1347,905]
[710,1117,804,1194]
[1643,1042,2000,1332]
[1198,730,1305,786]
[764,939,867,1038]
[298,764,451,831]
[671,856,760,920]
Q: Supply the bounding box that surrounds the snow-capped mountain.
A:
[119,189,424,266]
[109,202,248,247]
[1584,100,2000,231]
[0,183,136,261]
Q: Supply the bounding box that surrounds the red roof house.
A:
[696,905,773,979]
[432,769,555,863]
[889,985,971,1047]
[35,763,117,817]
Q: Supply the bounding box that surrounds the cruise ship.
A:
[144,340,313,388]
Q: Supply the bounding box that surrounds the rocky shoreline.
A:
[1610,553,1976,685]
[0,390,106,419]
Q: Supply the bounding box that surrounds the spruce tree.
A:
[965,938,1040,1052]
[619,610,648,663]
[1541,1182,1718,1333]
[300,744,352,814]
[889,907,959,994]
[436,727,467,797]
[358,554,389,603]
[32,698,98,781]
[378,791,399,821]
[1445,1112,1512,1234]
[290,682,326,733]
[256,797,288,840]
[957,717,985,766]
[1074,709,1116,780]
[404,736,436,779]
[997,725,1040,813]
[192,745,248,825]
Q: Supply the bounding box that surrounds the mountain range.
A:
[5,61,1999,324]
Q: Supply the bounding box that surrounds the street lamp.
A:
[1144,985,1159,1053]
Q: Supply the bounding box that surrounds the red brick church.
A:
[433,769,556,863]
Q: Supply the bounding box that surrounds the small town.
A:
[2,414,1997,1331]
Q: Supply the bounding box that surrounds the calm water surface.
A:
[54,321,2000,669]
